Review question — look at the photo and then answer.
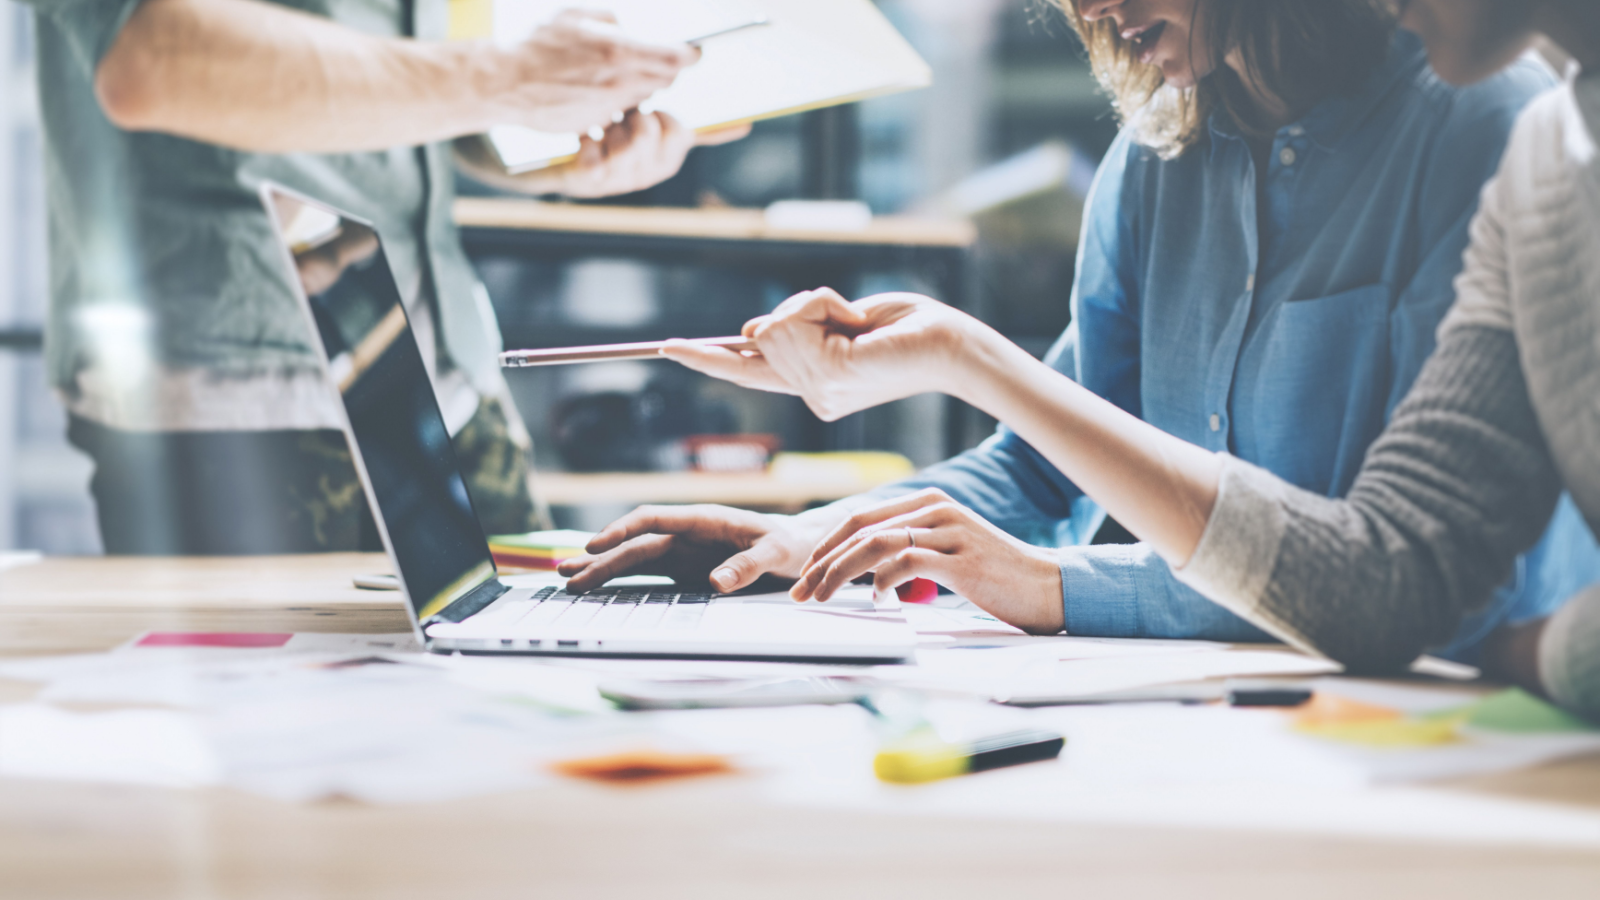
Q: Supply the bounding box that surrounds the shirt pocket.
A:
[1244,283,1392,497]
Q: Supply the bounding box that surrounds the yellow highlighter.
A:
[873,729,1066,784]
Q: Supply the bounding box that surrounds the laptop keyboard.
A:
[473,586,713,633]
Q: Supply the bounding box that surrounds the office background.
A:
[0,0,1116,551]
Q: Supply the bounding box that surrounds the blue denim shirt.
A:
[874,35,1600,660]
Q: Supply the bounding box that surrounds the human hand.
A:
[537,110,748,198]
[792,489,1065,635]
[497,9,699,134]
[662,288,994,421]
[556,503,832,594]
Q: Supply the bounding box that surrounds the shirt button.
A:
[1279,147,1298,167]
[1287,125,1305,137]
[1209,414,1222,432]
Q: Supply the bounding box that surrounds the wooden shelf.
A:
[535,471,896,509]
[456,198,975,248]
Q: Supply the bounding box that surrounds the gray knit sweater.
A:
[1176,69,1600,717]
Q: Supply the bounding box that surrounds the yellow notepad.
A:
[485,0,932,173]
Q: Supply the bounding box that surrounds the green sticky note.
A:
[1466,688,1597,734]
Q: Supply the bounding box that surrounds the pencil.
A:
[499,336,757,368]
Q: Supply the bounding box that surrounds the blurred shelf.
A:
[536,471,897,509]
[456,198,975,248]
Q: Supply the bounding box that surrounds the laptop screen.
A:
[265,187,496,623]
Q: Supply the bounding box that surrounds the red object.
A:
[136,632,293,648]
[895,578,939,604]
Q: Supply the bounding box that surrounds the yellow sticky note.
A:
[1294,714,1465,748]
[1290,691,1464,748]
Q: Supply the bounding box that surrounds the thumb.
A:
[800,287,870,333]
[709,540,788,593]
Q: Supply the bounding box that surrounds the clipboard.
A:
[484,0,932,173]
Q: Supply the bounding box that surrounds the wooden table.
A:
[4,555,1600,899]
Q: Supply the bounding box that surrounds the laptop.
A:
[261,183,916,663]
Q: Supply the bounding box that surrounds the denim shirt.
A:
[25,0,500,402]
[874,34,1600,659]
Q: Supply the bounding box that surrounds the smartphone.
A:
[352,573,400,591]
[600,676,870,711]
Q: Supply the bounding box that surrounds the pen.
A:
[873,728,1065,784]
[685,17,770,47]
[998,681,1315,708]
[500,336,757,368]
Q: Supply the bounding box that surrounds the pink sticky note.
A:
[136,632,293,648]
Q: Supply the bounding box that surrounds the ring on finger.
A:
[905,526,916,550]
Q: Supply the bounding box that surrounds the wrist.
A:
[1025,546,1067,634]
[434,39,521,134]
[941,319,1028,409]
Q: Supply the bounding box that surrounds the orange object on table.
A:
[550,749,735,784]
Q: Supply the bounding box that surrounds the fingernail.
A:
[711,568,736,590]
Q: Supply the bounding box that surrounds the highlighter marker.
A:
[874,729,1065,784]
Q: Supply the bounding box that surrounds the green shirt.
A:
[28,0,501,428]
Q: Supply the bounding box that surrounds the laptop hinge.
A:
[428,578,510,626]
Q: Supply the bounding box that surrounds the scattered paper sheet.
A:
[0,704,221,789]
[0,550,43,571]
[989,648,1339,704]
[5,620,1600,848]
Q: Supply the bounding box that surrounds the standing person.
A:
[637,1,1600,715]
[33,0,743,553]
[559,0,1597,665]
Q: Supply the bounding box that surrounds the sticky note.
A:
[1294,715,1464,748]
[1462,688,1597,734]
[1290,691,1463,747]
[135,632,293,648]
[1291,692,1402,727]
[549,749,733,784]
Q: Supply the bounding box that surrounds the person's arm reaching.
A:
[93,0,697,154]
[664,289,1225,570]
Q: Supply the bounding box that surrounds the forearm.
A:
[944,326,1221,568]
[97,0,510,152]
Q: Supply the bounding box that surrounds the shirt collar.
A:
[1207,30,1426,152]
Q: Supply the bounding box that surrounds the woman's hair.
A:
[1057,0,1397,158]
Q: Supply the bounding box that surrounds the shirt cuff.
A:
[1058,544,1146,637]
[1172,455,1291,629]
[1538,584,1600,721]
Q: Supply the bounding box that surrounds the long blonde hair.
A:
[1056,0,1397,158]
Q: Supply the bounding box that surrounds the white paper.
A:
[992,648,1341,704]
[761,699,1600,848]
[0,704,222,789]
[0,550,43,571]
[487,0,932,172]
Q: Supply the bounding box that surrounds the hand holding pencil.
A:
[499,335,758,367]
